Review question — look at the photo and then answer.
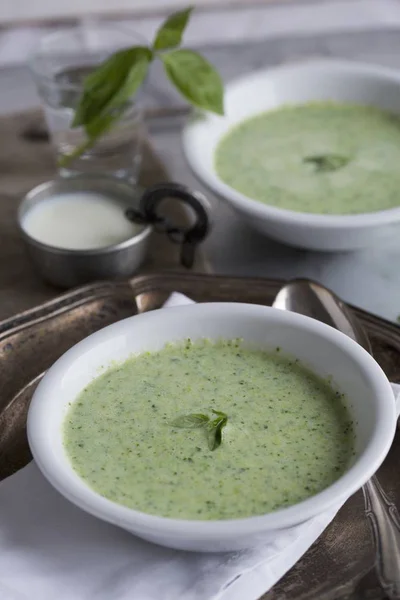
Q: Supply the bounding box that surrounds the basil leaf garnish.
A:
[171,409,228,451]
[303,154,349,173]
[207,410,228,451]
[171,413,209,428]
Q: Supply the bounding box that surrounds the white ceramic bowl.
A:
[27,303,397,552]
[183,59,400,251]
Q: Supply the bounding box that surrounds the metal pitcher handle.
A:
[125,182,211,269]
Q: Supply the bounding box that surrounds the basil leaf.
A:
[303,154,349,173]
[72,46,152,128]
[207,412,228,451]
[153,7,193,51]
[161,49,224,115]
[171,408,228,451]
[211,409,227,418]
[172,413,209,428]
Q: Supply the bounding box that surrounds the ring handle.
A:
[125,182,211,268]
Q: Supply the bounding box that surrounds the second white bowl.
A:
[183,59,400,251]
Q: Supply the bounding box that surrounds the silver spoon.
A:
[273,278,400,599]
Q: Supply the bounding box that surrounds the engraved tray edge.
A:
[1,272,399,352]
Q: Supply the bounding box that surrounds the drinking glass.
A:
[31,25,146,182]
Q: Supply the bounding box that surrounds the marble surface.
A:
[1,1,400,67]
[0,0,398,52]
[1,25,400,322]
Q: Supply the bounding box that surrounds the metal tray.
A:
[1,272,400,600]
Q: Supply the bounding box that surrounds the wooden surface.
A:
[0,109,208,320]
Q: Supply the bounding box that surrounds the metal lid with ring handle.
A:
[126,182,211,269]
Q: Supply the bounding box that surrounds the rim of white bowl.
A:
[27,303,396,538]
[182,58,400,229]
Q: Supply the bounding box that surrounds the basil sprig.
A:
[172,409,228,451]
[60,6,224,167]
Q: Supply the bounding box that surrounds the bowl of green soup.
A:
[183,59,400,250]
[27,302,397,552]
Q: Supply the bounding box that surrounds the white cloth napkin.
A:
[1,292,399,600]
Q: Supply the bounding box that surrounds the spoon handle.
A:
[363,475,400,598]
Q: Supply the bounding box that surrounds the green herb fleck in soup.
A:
[215,102,400,215]
[63,339,354,520]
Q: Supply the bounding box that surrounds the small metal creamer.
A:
[18,176,211,289]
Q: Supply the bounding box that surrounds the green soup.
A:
[63,339,354,520]
[215,102,400,215]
